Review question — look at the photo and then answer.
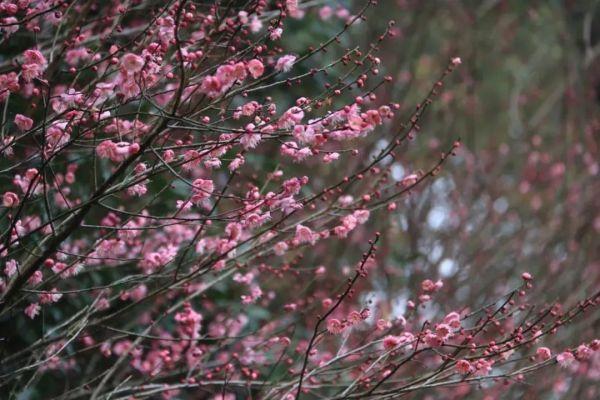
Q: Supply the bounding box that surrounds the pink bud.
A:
[2,192,19,208]
[128,143,140,154]
[536,347,552,361]
[522,272,533,281]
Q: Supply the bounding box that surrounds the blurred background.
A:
[278,1,600,397]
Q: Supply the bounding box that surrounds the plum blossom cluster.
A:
[0,1,598,400]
